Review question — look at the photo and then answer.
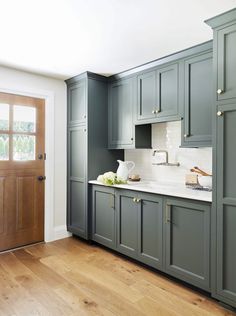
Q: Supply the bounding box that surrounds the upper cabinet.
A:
[68,79,86,126]
[108,77,152,150]
[137,63,179,123]
[108,78,134,149]
[217,24,236,102]
[181,51,213,147]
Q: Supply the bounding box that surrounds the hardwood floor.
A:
[0,237,235,316]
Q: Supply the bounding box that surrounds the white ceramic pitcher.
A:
[116,160,135,180]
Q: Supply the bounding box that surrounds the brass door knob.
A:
[217,89,224,95]
[217,111,223,116]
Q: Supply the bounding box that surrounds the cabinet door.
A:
[156,63,178,119]
[165,198,210,291]
[116,190,138,258]
[217,24,236,101]
[137,71,157,121]
[108,78,134,149]
[92,185,116,249]
[67,125,87,237]
[182,52,213,147]
[216,103,236,305]
[68,80,86,125]
[138,193,163,269]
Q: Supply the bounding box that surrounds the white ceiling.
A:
[0,0,235,79]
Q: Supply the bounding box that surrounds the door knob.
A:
[38,176,46,181]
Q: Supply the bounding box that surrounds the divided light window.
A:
[0,103,36,161]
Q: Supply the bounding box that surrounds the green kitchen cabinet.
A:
[164,198,210,291]
[108,77,151,149]
[181,51,213,147]
[66,73,123,239]
[206,8,236,308]
[116,189,139,258]
[137,192,163,269]
[68,79,86,126]
[116,190,163,269]
[215,103,236,306]
[108,78,134,149]
[137,63,179,123]
[92,185,116,249]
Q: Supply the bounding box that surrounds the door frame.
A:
[0,86,57,242]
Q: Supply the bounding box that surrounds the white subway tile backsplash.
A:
[125,121,212,184]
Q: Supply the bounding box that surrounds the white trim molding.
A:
[54,225,72,240]
[0,86,56,242]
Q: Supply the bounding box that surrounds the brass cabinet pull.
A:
[152,110,155,114]
[217,89,224,95]
[136,198,141,203]
[217,111,223,117]
[165,204,171,224]
[156,109,161,114]
[110,194,115,209]
[184,134,189,138]
[133,197,137,202]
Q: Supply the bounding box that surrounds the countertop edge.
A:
[88,180,212,203]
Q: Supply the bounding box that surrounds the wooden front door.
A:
[0,92,45,251]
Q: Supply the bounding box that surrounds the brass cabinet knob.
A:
[217,89,224,95]
[184,134,189,138]
[133,198,137,202]
[152,110,155,114]
[156,109,161,114]
[217,111,223,116]
[136,198,141,203]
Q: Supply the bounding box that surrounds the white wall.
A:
[125,121,212,184]
[0,65,67,238]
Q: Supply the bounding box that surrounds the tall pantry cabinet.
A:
[66,72,123,239]
[206,8,236,308]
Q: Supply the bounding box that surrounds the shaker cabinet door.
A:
[182,52,213,147]
[138,193,163,269]
[217,24,236,101]
[164,198,210,291]
[108,78,134,149]
[116,190,138,258]
[157,63,178,119]
[92,185,116,249]
[137,71,157,121]
[215,103,236,306]
[68,80,86,125]
[67,125,87,237]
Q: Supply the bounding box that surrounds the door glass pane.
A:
[13,135,35,161]
[13,105,36,132]
[0,103,9,130]
[0,134,9,160]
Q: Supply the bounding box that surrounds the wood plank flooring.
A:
[0,237,235,316]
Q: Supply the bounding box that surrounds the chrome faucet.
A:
[152,149,180,167]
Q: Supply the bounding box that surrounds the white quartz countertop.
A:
[89,180,212,203]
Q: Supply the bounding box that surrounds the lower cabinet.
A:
[91,185,211,291]
[92,185,116,249]
[164,198,210,291]
[116,190,163,269]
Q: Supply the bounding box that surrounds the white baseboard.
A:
[53,225,72,241]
